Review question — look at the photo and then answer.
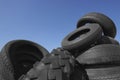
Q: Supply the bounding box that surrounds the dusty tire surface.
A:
[77,12,116,38]
[19,48,88,80]
[62,23,102,52]
[0,40,49,80]
[76,44,120,66]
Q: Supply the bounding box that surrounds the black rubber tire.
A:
[98,36,119,45]
[76,44,120,67]
[62,23,102,51]
[77,12,116,38]
[86,66,120,80]
[0,75,5,80]
[0,40,49,80]
[18,48,88,80]
[0,55,14,80]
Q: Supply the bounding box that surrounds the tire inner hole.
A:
[68,29,90,41]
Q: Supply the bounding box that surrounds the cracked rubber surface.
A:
[19,48,88,80]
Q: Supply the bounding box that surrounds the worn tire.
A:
[0,75,5,80]
[0,40,49,80]
[86,66,120,80]
[77,12,116,38]
[76,44,120,80]
[62,23,102,52]
[98,36,119,45]
[0,53,15,80]
[76,44,120,67]
[19,48,88,80]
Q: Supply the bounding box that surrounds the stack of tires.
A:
[0,12,119,80]
[62,12,120,80]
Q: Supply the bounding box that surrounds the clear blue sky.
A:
[0,0,120,52]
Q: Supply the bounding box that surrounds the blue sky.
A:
[0,0,120,52]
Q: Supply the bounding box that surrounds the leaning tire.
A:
[62,23,102,52]
[0,40,49,80]
[76,44,120,66]
[77,12,116,38]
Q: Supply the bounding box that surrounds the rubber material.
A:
[19,48,88,80]
[0,40,49,80]
[0,53,15,80]
[62,23,102,52]
[0,75,5,80]
[77,12,116,38]
[86,66,120,80]
[76,44,120,66]
[65,35,120,58]
[98,36,119,45]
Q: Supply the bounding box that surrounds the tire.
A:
[98,36,119,45]
[0,75,5,80]
[0,52,15,80]
[61,23,102,52]
[76,44,120,67]
[86,66,120,80]
[18,48,88,80]
[77,12,116,38]
[0,40,49,80]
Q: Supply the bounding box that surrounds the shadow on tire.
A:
[0,40,49,80]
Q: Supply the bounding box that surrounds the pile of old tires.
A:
[62,12,120,80]
[0,12,119,80]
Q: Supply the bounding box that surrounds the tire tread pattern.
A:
[19,48,76,80]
